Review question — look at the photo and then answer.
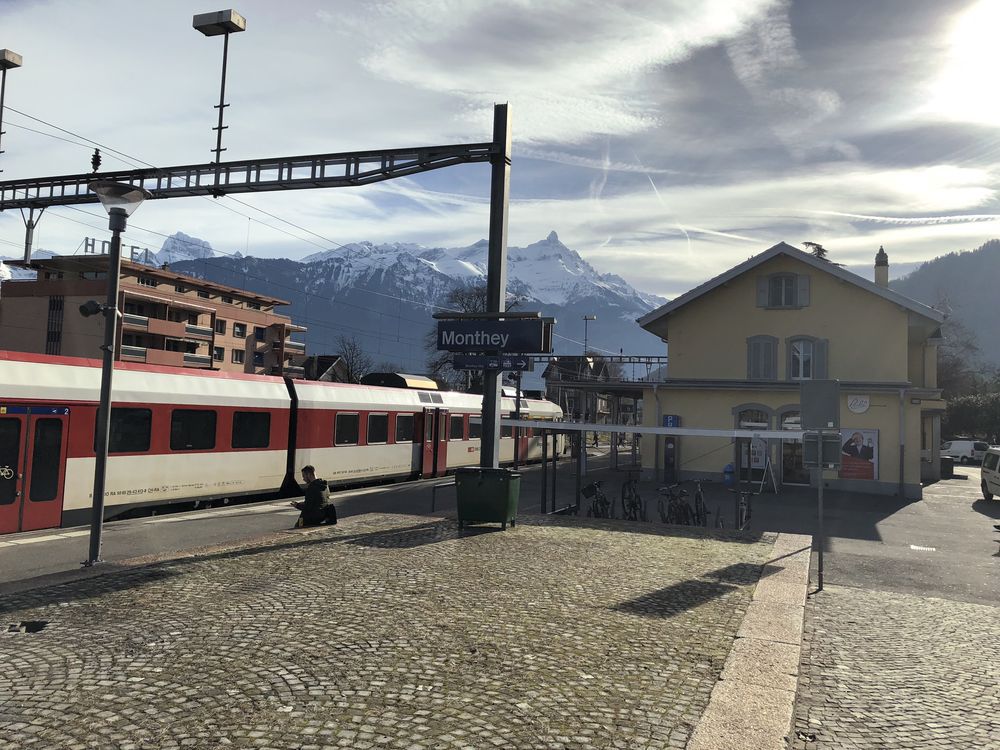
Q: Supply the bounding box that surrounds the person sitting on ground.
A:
[290,465,337,527]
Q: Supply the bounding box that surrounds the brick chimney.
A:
[874,245,889,288]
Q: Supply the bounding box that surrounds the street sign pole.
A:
[481,103,510,468]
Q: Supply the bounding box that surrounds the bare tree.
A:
[336,334,374,384]
[425,282,520,392]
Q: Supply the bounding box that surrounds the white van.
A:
[940,439,989,465]
[980,448,1000,500]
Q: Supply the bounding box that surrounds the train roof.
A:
[0,352,563,417]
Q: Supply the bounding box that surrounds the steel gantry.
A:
[0,141,496,210]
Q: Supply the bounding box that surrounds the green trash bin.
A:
[455,467,521,529]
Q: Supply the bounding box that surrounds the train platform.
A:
[0,450,813,750]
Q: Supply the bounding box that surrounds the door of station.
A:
[0,407,70,535]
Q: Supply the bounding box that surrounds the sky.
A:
[1,0,999,299]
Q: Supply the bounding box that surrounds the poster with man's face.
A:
[839,428,878,480]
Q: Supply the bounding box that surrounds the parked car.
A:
[940,439,989,465]
[980,448,1000,500]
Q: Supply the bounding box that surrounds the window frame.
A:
[231,411,271,449]
[213,346,224,362]
[394,413,416,443]
[449,414,465,441]
[232,349,245,365]
[789,338,814,380]
[97,407,152,454]
[169,409,217,451]
[367,413,389,445]
[215,319,227,335]
[335,412,360,446]
[233,323,247,338]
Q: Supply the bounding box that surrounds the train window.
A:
[0,418,21,505]
[96,408,151,453]
[418,393,433,404]
[170,410,217,451]
[430,393,444,404]
[469,418,482,440]
[28,419,62,502]
[395,414,415,443]
[232,411,270,449]
[367,414,389,444]
[335,413,359,446]
[450,415,464,440]
[501,422,513,438]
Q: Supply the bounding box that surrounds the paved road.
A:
[788,470,1000,749]
[0,513,776,750]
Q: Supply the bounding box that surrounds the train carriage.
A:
[0,352,563,535]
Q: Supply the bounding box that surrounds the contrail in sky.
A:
[806,210,1000,225]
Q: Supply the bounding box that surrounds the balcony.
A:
[184,323,214,339]
[183,352,213,368]
[120,345,147,361]
[284,364,305,378]
[284,339,306,354]
[122,313,149,330]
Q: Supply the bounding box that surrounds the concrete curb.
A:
[687,532,812,750]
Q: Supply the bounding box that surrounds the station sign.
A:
[452,354,534,372]
[437,319,552,353]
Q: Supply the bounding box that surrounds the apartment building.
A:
[0,255,307,377]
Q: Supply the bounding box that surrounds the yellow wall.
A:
[666,256,911,382]
[642,386,933,494]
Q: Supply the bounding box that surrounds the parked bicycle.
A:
[582,481,613,519]
[688,479,709,527]
[621,476,645,521]
[728,486,757,530]
[657,483,693,525]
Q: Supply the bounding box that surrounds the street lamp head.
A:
[193,9,246,36]
[583,315,597,321]
[0,50,22,70]
[88,180,152,218]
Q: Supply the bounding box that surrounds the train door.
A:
[435,409,449,476]
[0,407,70,535]
[421,408,435,477]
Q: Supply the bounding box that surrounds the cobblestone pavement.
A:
[789,585,999,750]
[0,513,775,750]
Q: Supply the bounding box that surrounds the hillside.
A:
[890,239,1000,365]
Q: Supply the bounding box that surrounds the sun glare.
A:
[929,0,1000,126]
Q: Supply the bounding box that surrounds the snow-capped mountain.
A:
[0,230,668,375]
[166,230,667,374]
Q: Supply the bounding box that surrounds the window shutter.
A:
[797,274,810,306]
[815,338,829,379]
[763,338,776,379]
[785,338,793,380]
[747,339,757,378]
[756,277,768,307]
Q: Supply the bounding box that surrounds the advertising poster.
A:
[839,428,878,480]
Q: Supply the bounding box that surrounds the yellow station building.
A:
[637,242,945,499]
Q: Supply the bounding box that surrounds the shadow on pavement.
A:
[972,498,1000,520]
[612,560,773,619]
[0,566,180,616]
[0,521,454,615]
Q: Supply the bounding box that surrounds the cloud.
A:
[354,0,781,143]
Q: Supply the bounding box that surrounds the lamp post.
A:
[582,314,596,355]
[82,180,151,566]
[193,9,246,180]
[0,49,22,174]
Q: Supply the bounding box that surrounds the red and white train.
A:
[0,352,563,535]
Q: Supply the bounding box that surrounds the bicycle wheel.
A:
[694,495,707,526]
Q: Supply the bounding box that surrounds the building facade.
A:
[0,255,307,377]
[636,243,945,498]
